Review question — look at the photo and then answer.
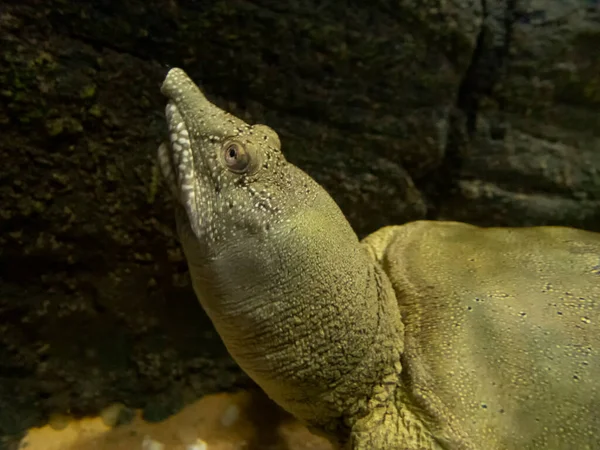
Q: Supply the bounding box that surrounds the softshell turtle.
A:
[157,68,600,450]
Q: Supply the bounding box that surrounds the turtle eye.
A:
[223,141,249,173]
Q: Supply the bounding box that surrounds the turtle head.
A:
[158,68,313,259]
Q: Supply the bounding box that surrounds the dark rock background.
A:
[0,0,598,445]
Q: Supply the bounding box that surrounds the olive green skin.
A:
[159,68,600,449]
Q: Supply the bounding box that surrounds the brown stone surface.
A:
[18,391,333,450]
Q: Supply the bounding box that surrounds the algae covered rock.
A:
[438,0,600,228]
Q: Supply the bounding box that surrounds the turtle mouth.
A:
[158,101,200,226]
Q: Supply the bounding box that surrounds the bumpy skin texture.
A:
[158,68,600,449]
[364,223,600,449]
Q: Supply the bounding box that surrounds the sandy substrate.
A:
[18,391,334,450]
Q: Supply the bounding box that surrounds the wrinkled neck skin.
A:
[178,172,405,444]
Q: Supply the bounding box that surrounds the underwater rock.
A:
[18,392,331,450]
[436,0,600,228]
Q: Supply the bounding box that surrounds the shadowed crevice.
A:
[421,0,517,218]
